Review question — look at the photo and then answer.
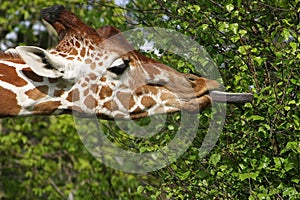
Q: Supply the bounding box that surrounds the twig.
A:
[49,178,66,199]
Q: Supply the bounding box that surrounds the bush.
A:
[0,1,299,199]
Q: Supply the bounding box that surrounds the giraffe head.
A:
[16,5,221,119]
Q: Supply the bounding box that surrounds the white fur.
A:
[16,46,82,81]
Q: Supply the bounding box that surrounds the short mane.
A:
[0,51,25,64]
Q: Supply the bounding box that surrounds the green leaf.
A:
[226,4,234,13]
[238,172,259,181]
[253,56,265,66]
[283,187,297,197]
[194,5,200,12]
[292,178,299,184]
[281,142,300,154]
[249,171,259,180]
[229,23,239,34]
[77,158,92,170]
[178,171,191,181]
[284,106,290,111]
[288,100,296,105]
[201,24,209,30]
[209,153,221,166]
[249,115,265,121]
[238,29,247,36]
[281,28,291,41]
[244,102,253,108]
[137,186,144,194]
[238,45,251,55]
[167,124,175,130]
[274,157,284,169]
[259,155,270,169]
[289,42,297,53]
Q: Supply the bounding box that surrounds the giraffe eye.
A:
[107,58,130,75]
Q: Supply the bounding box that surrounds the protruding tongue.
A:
[209,91,254,103]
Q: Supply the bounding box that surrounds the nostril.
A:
[188,77,196,81]
[185,74,199,83]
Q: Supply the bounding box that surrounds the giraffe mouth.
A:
[182,76,221,101]
[182,90,211,101]
[142,76,222,113]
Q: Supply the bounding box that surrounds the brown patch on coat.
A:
[69,48,78,56]
[22,68,44,82]
[90,84,99,93]
[90,62,96,69]
[83,88,89,96]
[80,47,86,57]
[116,92,135,110]
[0,64,27,86]
[84,95,98,109]
[32,101,61,115]
[130,111,148,119]
[85,58,92,64]
[54,89,65,97]
[66,88,80,102]
[0,86,21,116]
[89,73,97,80]
[141,96,156,109]
[25,85,49,100]
[100,76,106,82]
[134,85,158,96]
[99,85,113,100]
[160,92,177,101]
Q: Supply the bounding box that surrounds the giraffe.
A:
[0,5,252,120]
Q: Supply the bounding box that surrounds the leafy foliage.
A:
[125,0,300,199]
[0,0,299,199]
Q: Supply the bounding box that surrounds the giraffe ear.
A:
[16,46,64,78]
